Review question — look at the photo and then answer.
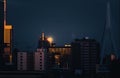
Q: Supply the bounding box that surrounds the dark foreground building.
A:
[71,37,100,78]
[110,58,120,78]
[0,0,4,67]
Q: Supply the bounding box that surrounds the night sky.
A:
[6,0,120,51]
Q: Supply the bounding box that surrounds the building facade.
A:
[27,52,34,70]
[71,37,100,78]
[17,48,48,71]
[0,0,13,65]
[17,52,27,70]
[3,0,13,65]
[48,46,71,69]
[34,48,47,71]
[4,25,12,64]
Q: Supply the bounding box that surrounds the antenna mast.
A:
[4,0,6,26]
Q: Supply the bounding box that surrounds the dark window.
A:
[20,58,22,61]
[20,61,23,64]
[40,65,42,67]
[20,64,22,67]
[20,55,23,58]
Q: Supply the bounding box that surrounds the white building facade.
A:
[17,48,47,71]
[17,52,27,70]
[34,48,47,71]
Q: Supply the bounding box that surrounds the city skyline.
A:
[0,1,120,77]
[5,0,120,51]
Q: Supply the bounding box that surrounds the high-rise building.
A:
[0,0,13,66]
[27,52,34,71]
[17,52,27,70]
[17,49,48,71]
[17,34,50,71]
[71,37,100,78]
[37,33,51,70]
[4,25,12,64]
[3,0,13,65]
[48,46,71,69]
[34,48,47,71]
[17,51,34,71]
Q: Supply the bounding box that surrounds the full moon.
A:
[47,37,53,43]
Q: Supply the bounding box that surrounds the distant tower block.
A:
[101,1,118,64]
[3,0,13,64]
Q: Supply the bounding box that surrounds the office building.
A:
[4,25,12,64]
[48,46,71,69]
[3,0,13,64]
[16,51,33,71]
[17,52,34,71]
[27,52,34,70]
[17,52,27,70]
[0,0,13,65]
[34,48,47,71]
[17,34,49,71]
[17,48,48,71]
[71,37,100,78]
[37,33,51,70]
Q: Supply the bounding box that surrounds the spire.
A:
[106,1,110,29]
[4,0,6,26]
[42,32,45,41]
[101,1,118,64]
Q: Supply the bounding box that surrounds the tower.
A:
[38,32,50,48]
[101,1,118,64]
[3,0,13,65]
